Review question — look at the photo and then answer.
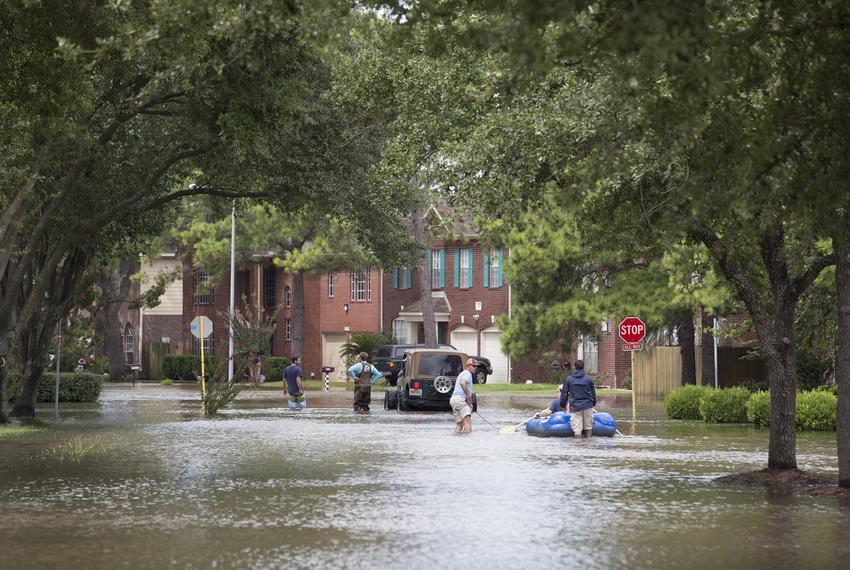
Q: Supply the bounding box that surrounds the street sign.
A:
[619,317,646,344]
[623,343,643,351]
[190,316,213,339]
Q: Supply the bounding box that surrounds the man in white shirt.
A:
[450,358,476,433]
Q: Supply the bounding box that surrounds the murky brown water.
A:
[1,386,848,569]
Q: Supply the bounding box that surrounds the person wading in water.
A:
[347,352,382,412]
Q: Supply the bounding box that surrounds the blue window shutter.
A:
[393,268,399,289]
[483,251,490,288]
[439,249,446,289]
[468,248,474,287]
[453,249,460,288]
[498,248,504,287]
[426,250,432,285]
[407,266,413,289]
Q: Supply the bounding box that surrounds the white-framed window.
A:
[286,319,292,340]
[431,250,442,288]
[350,270,370,302]
[392,319,410,344]
[124,324,134,364]
[192,333,214,357]
[580,336,598,373]
[460,248,471,288]
[399,266,410,289]
[328,272,334,297]
[193,270,211,304]
[490,248,501,287]
[284,286,292,308]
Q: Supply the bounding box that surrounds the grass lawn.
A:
[0,425,45,439]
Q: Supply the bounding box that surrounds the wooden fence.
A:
[143,342,172,380]
[633,346,766,396]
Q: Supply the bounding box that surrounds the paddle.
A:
[499,414,538,435]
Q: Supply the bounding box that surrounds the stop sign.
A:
[619,317,646,344]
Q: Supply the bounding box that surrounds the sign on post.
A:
[190,316,213,339]
[619,317,645,351]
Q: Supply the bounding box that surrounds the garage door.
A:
[480,328,510,383]
[450,326,478,360]
[322,333,348,381]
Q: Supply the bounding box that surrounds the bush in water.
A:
[796,390,837,431]
[7,373,103,403]
[745,390,771,427]
[263,357,290,382]
[664,385,711,420]
[699,387,750,423]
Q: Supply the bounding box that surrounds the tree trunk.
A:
[10,316,54,418]
[834,234,850,488]
[292,269,305,358]
[98,300,127,382]
[700,307,715,387]
[0,365,7,424]
[679,309,696,385]
[760,308,798,470]
[412,209,437,347]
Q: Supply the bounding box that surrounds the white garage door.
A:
[322,333,348,381]
[451,326,478,360]
[480,328,510,383]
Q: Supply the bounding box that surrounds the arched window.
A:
[284,286,292,308]
[124,323,135,364]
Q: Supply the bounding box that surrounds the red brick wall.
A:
[142,315,183,347]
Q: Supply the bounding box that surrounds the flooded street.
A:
[1,386,849,569]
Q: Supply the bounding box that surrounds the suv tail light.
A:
[412,382,421,390]
[389,362,395,370]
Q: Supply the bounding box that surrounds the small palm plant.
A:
[339,333,391,366]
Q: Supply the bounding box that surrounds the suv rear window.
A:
[375,347,391,358]
[418,354,464,377]
[393,346,411,357]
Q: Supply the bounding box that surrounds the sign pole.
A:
[55,319,62,417]
[199,317,207,403]
[631,349,636,421]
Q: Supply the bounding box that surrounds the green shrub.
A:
[699,387,750,423]
[7,372,103,403]
[737,378,769,392]
[160,379,174,386]
[815,384,838,396]
[664,385,711,420]
[263,357,290,382]
[796,390,837,431]
[746,390,771,427]
[163,355,213,381]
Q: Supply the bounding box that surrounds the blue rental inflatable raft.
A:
[526,411,617,437]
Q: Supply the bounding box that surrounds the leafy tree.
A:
[339,332,392,367]
[222,298,278,385]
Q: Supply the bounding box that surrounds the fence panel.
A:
[144,342,172,380]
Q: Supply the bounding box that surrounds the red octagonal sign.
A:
[619,317,646,344]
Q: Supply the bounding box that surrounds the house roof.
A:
[399,292,453,316]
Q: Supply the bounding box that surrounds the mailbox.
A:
[320,366,335,373]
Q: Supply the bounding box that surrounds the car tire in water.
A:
[475,369,487,384]
[398,389,410,411]
[384,390,398,410]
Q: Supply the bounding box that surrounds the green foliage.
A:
[8,373,103,403]
[88,357,109,375]
[200,359,241,416]
[339,333,392,366]
[664,385,712,420]
[160,379,174,386]
[223,298,278,384]
[263,357,290,382]
[796,390,837,431]
[699,387,750,424]
[745,391,771,428]
[163,355,212,382]
[56,315,96,373]
[736,378,770,393]
[796,349,833,391]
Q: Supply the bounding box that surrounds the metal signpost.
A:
[619,316,646,421]
[190,316,213,404]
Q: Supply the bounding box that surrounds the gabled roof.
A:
[399,292,452,316]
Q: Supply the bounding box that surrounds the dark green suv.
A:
[383,348,478,412]
[374,343,492,386]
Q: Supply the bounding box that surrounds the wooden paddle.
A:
[499,414,538,435]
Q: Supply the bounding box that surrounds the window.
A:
[264,267,277,308]
[392,319,409,344]
[459,248,471,288]
[193,333,214,357]
[286,319,292,340]
[418,353,463,377]
[394,266,413,289]
[350,270,371,302]
[284,286,292,308]
[193,270,212,304]
[490,248,501,287]
[328,272,334,297]
[124,324,134,364]
[580,336,598,373]
[431,250,445,289]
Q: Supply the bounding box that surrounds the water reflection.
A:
[0,388,847,569]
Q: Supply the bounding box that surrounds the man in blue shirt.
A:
[559,359,597,437]
[348,352,382,412]
[283,355,306,409]
[450,358,476,433]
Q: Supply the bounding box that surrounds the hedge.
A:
[163,355,213,381]
[6,372,103,403]
[699,387,750,423]
[745,391,771,427]
[797,390,837,431]
[263,357,290,382]
[664,385,711,420]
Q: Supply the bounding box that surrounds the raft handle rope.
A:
[474,411,500,431]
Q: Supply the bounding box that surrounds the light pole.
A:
[228,201,236,382]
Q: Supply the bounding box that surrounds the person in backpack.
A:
[559,359,597,437]
[348,352,382,412]
[284,355,307,410]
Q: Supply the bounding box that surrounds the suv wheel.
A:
[398,389,410,411]
[474,368,488,384]
[384,390,398,410]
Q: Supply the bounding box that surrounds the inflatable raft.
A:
[526,411,617,437]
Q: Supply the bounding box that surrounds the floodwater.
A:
[1,386,848,570]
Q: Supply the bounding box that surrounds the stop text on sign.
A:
[618,317,646,344]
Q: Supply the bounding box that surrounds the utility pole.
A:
[228,201,236,382]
